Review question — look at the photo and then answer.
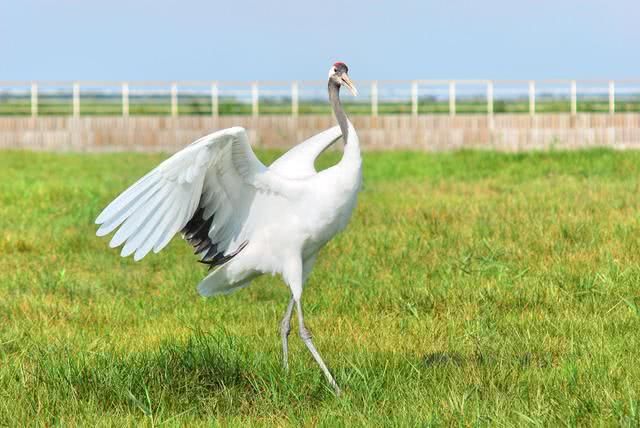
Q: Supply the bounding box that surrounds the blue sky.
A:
[1,0,638,81]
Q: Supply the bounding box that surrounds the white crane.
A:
[95,62,360,394]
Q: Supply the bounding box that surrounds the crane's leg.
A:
[280,296,295,371]
[280,255,315,371]
[282,254,339,393]
[296,299,341,395]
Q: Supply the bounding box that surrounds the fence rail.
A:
[1,79,640,117]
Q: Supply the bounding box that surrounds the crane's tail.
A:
[196,264,259,297]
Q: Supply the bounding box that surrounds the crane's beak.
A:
[341,74,358,96]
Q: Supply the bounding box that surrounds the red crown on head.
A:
[333,62,348,72]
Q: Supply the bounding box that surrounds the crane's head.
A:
[328,62,358,96]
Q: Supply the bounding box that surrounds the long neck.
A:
[328,80,349,144]
[328,80,361,168]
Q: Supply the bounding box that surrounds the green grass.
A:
[2,98,640,116]
[1,148,640,425]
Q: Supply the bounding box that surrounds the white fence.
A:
[1,79,639,117]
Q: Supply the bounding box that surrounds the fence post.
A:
[570,80,577,115]
[251,82,259,117]
[171,83,178,116]
[30,82,38,117]
[487,80,494,129]
[211,82,218,117]
[528,80,536,116]
[411,81,418,116]
[73,82,80,117]
[291,81,299,117]
[449,80,456,116]
[122,82,129,117]
[371,81,378,117]
[487,80,494,115]
[608,80,615,114]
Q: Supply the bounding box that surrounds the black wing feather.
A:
[181,205,247,270]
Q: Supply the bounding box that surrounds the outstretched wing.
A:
[95,126,292,262]
[269,126,342,178]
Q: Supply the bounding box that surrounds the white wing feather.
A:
[95,127,291,261]
[269,126,342,178]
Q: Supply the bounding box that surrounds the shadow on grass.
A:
[423,350,557,369]
[423,352,465,367]
[30,329,261,415]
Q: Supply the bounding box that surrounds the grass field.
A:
[1,148,640,425]
[2,97,640,116]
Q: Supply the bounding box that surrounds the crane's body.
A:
[195,123,361,299]
[95,63,359,394]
